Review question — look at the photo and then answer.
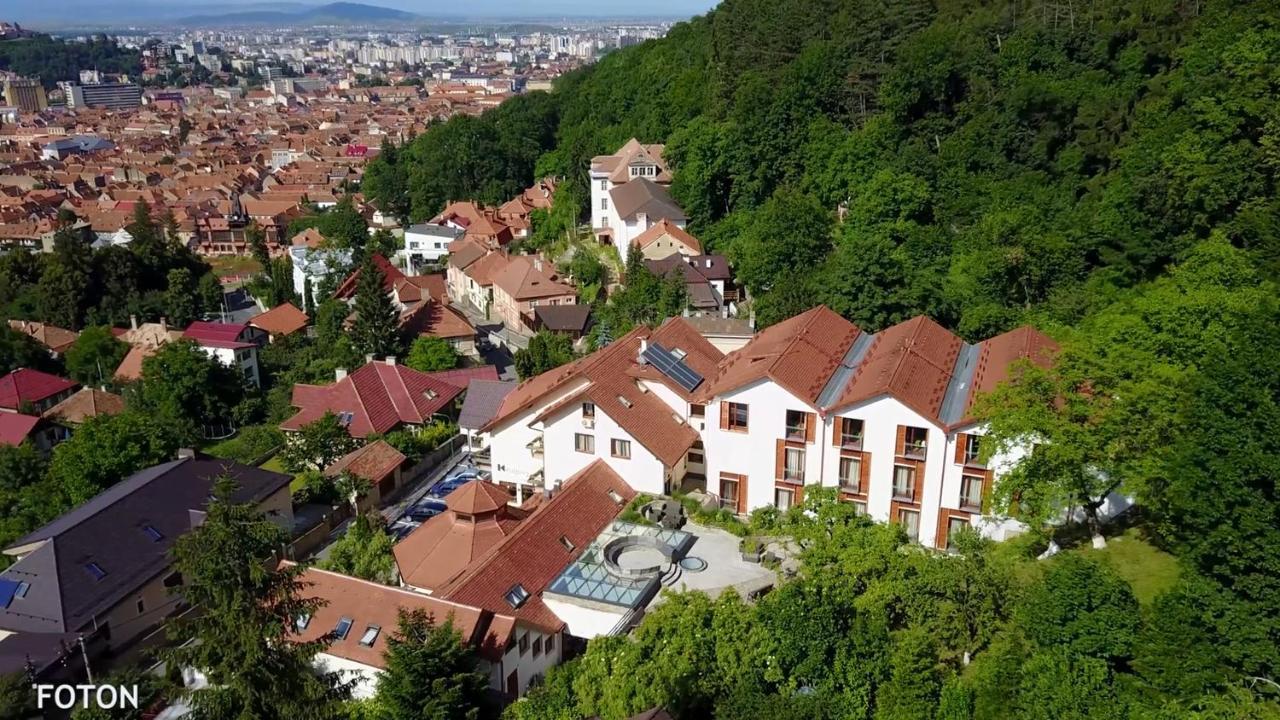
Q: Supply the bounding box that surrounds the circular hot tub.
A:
[602,535,679,579]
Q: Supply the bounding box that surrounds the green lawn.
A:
[1082,529,1181,606]
[208,255,264,278]
[259,455,310,493]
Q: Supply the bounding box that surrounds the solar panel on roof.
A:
[642,342,703,393]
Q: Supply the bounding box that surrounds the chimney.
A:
[385,356,396,366]
[129,314,138,331]
[533,257,543,273]
[336,367,348,381]
[638,338,648,362]
[365,353,375,364]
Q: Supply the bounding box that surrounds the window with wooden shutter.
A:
[860,451,872,487]
[954,433,968,464]
[774,439,785,480]
[895,425,907,456]
[832,419,842,447]
[804,412,816,443]
[719,401,729,430]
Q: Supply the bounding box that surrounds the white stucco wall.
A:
[314,654,381,700]
[489,378,589,499]
[543,596,628,639]
[541,401,666,496]
[702,380,825,512]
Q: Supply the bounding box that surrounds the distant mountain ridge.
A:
[177,2,419,26]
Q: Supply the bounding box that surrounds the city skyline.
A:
[0,0,720,27]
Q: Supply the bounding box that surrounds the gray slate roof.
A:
[458,379,517,431]
[0,457,290,635]
[609,178,686,222]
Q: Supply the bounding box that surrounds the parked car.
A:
[388,518,420,541]
[403,498,447,522]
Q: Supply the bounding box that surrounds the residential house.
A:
[287,564,527,700]
[403,222,464,273]
[42,387,126,442]
[324,440,407,508]
[531,305,592,341]
[0,457,292,657]
[7,321,78,357]
[680,316,755,355]
[0,368,78,415]
[696,308,1056,550]
[431,201,514,250]
[644,254,737,316]
[0,412,57,449]
[289,244,354,309]
[484,304,1057,550]
[281,358,498,439]
[483,318,720,502]
[590,139,671,241]
[114,319,184,382]
[491,255,576,334]
[249,302,310,342]
[394,461,637,693]
[182,321,265,388]
[630,218,702,261]
[601,179,687,267]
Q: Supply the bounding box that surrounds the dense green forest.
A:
[366,0,1280,335]
[368,0,1280,718]
[0,34,141,88]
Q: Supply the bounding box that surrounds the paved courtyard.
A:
[652,522,778,603]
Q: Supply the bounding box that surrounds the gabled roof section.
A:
[609,178,685,223]
[632,218,701,254]
[698,306,860,408]
[282,361,498,438]
[332,253,405,300]
[183,321,254,349]
[288,564,515,666]
[0,458,290,635]
[42,387,125,425]
[0,369,78,410]
[249,302,309,337]
[439,461,636,633]
[825,316,963,421]
[0,413,39,446]
[955,325,1057,426]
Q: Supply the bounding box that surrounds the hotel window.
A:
[852,499,868,515]
[947,516,970,550]
[784,410,807,441]
[892,465,917,501]
[839,418,864,449]
[545,634,556,654]
[533,636,543,657]
[600,198,608,210]
[719,475,739,506]
[611,439,631,459]
[962,435,983,466]
[903,426,928,459]
[774,486,795,511]
[519,633,529,655]
[960,475,984,511]
[838,455,862,493]
[582,402,595,418]
[727,402,749,431]
[783,446,805,482]
[897,508,921,543]
[690,403,705,417]
[574,433,595,454]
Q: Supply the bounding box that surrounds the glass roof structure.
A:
[546,521,694,608]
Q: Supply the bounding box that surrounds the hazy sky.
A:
[0,0,721,24]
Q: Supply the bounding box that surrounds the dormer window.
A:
[504,584,530,609]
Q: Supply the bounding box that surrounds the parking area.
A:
[382,452,492,542]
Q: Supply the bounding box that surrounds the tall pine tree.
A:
[350,255,401,359]
[165,477,351,720]
[374,608,489,720]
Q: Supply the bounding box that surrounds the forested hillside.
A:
[362,3,1280,718]
[367,0,1280,336]
[0,35,141,88]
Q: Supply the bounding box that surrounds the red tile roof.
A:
[828,315,963,421]
[439,461,636,633]
[395,480,525,592]
[324,440,406,483]
[697,306,861,408]
[959,325,1058,423]
[249,302,309,337]
[182,321,255,349]
[333,254,406,300]
[0,413,40,446]
[286,564,516,666]
[0,369,78,410]
[281,361,498,438]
